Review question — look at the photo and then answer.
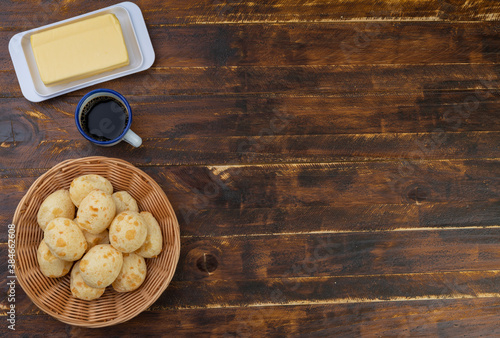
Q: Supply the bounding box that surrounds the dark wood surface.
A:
[1,0,500,336]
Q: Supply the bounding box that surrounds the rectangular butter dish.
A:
[9,2,155,102]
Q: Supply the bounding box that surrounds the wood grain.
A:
[2,161,498,241]
[3,288,500,337]
[172,228,500,282]
[2,133,500,169]
[3,160,499,210]
[3,297,500,336]
[1,91,500,139]
[4,261,500,311]
[3,22,500,70]
[3,63,500,98]
[3,227,500,283]
[2,0,500,31]
[1,0,499,334]
[1,88,500,166]
[3,227,500,308]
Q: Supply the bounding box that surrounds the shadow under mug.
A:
[75,89,142,147]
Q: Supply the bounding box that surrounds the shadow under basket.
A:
[12,156,181,328]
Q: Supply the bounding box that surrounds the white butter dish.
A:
[9,2,155,102]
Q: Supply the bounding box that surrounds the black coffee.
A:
[81,96,128,142]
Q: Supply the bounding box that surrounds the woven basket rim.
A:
[12,156,181,328]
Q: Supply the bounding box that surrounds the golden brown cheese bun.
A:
[37,189,75,230]
[135,212,163,258]
[79,244,123,288]
[44,218,87,261]
[112,191,139,214]
[37,241,73,278]
[69,174,113,207]
[70,261,105,301]
[109,211,147,253]
[76,190,116,234]
[112,253,147,292]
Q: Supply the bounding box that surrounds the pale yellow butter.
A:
[30,14,129,86]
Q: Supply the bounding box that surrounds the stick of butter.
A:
[30,14,129,86]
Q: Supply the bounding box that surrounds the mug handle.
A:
[123,129,142,148]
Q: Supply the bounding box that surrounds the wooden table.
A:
[1,0,500,336]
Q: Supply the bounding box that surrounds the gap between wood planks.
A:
[178,225,500,239]
[1,156,499,171]
[2,90,499,99]
[3,270,500,314]
[3,64,500,71]
[4,294,500,319]
[2,87,500,99]
[146,19,500,26]
[31,130,500,141]
[2,224,500,245]
[146,63,500,69]
[146,295,500,311]
[1,19,499,32]
[3,294,500,316]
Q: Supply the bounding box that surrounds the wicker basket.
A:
[12,156,181,327]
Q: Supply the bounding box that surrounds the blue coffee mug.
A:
[75,89,142,147]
